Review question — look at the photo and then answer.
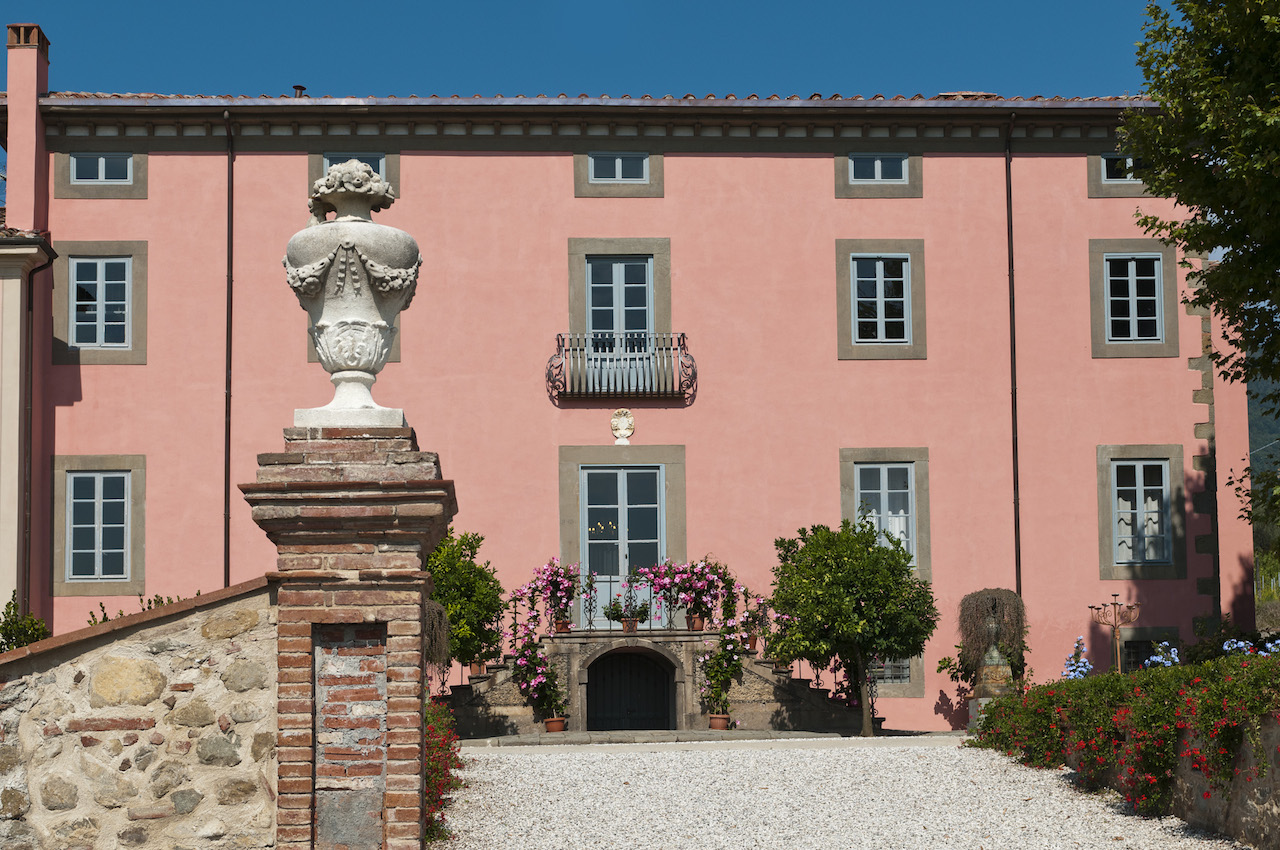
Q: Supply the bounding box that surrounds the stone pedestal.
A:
[241,426,455,850]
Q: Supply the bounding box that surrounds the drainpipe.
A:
[223,111,235,589]
[22,246,56,614]
[1005,112,1023,597]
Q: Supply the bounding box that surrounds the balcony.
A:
[546,332,696,400]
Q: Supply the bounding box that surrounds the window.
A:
[588,255,652,340]
[589,152,649,183]
[323,152,386,178]
[1111,460,1171,565]
[851,256,911,344]
[1117,627,1179,673]
[849,153,908,184]
[66,472,131,581]
[1121,640,1155,675]
[55,152,148,199]
[568,239,671,335]
[70,153,132,184]
[1104,255,1163,343]
[53,241,148,365]
[1102,154,1144,183]
[69,257,132,349]
[52,455,145,597]
[574,153,664,197]
[870,657,912,684]
[559,445,687,627]
[835,151,923,198]
[836,239,926,359]
[1097,445,1185,580]
[1088,240,1178,358]
[840,448,931,581]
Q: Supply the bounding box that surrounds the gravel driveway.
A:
[446,737,1252,850]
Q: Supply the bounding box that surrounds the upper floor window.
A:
[588,255,652,340]
[851,255,911,344]
[1102,154,1145,183]
[1111,459,1172,566]
[855,462,916,561]
[66,470,131,582]
[70,153,133,184]
[849,153,909,184]
[323,152,386,178]
[1104,254,1163,343]
[70,257,132,349]
[589,152,649,184]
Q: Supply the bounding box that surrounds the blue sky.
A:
[3,0,1152,100]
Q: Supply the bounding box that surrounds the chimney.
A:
[6,23,52,231]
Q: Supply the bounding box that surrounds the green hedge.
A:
[971,654,1280,815]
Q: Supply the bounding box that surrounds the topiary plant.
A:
[427,528,505,667]
[937,588,1028,686]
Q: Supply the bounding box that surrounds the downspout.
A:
[1005,112,1023,597]
[22,246,56,614]
[223,111,235,589]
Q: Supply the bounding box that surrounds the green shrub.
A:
[972,654,1280,815]
[423,697,464,842]
[427,529,505,666]
[0,591,51,653]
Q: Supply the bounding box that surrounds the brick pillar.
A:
[241,427,456,850]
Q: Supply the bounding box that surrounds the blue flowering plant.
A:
[1061,636,1093,679]
[1143,641,1180,668]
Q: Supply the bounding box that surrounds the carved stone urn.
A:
[283,160,421,426]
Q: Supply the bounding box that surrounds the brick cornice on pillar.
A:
[241,426,454,850]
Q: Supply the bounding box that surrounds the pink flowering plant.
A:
[636,556,734,621]
[505,559,574,718]
[699,617,749,715]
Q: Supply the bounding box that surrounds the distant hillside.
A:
[1250,379,1280,465]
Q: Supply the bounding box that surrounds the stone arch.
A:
[583,645,678,731]
[574,638,689,731]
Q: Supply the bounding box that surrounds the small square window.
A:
[849,154,909,184]
[588,153,649,184]
[1102,154,1144,183]
[870,657,912,684]
[69,257,133,350]
[70,153,133,184]
[323,153,386,178]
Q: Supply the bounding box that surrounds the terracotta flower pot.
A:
[709,714,731,730]
[685,613,706,631]
[543,717,567,733]
[747,634,759,652]
[621,618,639,634]
[554,620,572,634]
[468,662,483,676]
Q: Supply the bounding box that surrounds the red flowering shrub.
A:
[423,697,464,842]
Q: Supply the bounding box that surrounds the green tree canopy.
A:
[769,518,939,736]
[1122,1,1280,412]
[427,528,505,666]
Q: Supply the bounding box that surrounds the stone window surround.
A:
[1088,239,1179,359]
[306,151,402,196]
[558,444,687,627]
[52,240,148,365]
[839,446,930,699]
[1086,150,1154,199]
[835,239,926,360]
[52,454,146,597]
[834,146,924,199]
[574,150,665,198]
[1118,625,1180,673]
[1097,444,1186,580]
[53,151,149,200]
[567,238,672,335]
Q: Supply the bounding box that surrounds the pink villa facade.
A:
[0,23,1254,731]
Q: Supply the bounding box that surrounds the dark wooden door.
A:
[586,652,672,731]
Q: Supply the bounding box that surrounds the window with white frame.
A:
[589,152,649,183]
[588,255,653,349]
[1105,255,1163,342]
[1112,459,1172,565]
[854,463,915,561]
[581,465,665,626]
[870,657,912,684]
[323,152,386,178]
[852,255,911,344]
[1102,154,1144,183]
[70,257,132,349]
[66,471,130,581]
[849,153,909,184]
[70,153,133,184]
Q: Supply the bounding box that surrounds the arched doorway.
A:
[586,650,674,731]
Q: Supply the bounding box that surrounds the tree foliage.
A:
[769,518,939,736]
[426,528,505,666]
[1122,1,1280,413]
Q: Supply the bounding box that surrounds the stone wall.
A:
[0,579,277,850]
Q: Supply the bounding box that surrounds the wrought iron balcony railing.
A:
[546,332,696,400]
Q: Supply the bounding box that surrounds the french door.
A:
[580,465,665,628]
